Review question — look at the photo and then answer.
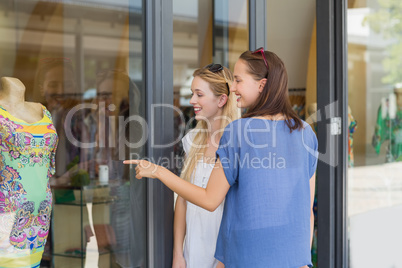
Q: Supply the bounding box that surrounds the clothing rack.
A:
[288,88,306,120]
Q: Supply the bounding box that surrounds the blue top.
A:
[215,118,318,268]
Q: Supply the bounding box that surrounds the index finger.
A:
[123,159,140,165]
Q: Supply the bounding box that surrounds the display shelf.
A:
[55,196,120,206]
[51,180,123,190]
[53,248,113,258]
[51,180,130,268]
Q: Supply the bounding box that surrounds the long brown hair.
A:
[180,66,239,182]
[240,50,303,132]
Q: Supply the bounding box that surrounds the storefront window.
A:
[172,0,248,171]
[0,1,146,267]
[347,1,402,267]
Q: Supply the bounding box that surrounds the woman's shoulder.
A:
[300,120,316,134]
[182,128,199,154]
[224,118,316,135]
[223,118,246,130]
[299,120,318,145]
[223,117,285,132]
[183,128,199,141]
[300,119,310,127]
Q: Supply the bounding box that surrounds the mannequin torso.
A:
[0,77,43,123]
[0,77,58,266]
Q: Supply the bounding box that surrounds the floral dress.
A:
[181,130,225,268]
[372,101,402,162]
[0,105,58,268]
[348,111,357,167]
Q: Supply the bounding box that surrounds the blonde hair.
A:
[180,66,239,182]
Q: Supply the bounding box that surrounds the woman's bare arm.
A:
[124,159,230,212]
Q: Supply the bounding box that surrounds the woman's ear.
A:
[259,78,267,93]
[218,94,228,108]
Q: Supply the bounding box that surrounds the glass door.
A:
[347,1,402,267]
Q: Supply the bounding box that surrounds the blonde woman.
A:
[173,64,239,268]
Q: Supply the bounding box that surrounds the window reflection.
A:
[348,1,402,267]
[0,1,145,267]
[172,0,249,165]
[35,58,81,178]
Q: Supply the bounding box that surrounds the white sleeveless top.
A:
[181,130,225,268]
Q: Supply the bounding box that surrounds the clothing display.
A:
[181,130,224,268]
[348,110,357,167]
[289,89,306,120]
[0,105,58,268]
[372,94,402,162]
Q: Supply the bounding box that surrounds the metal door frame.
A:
[316,0,348,267]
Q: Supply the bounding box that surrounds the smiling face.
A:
[42,66,75,110]
[190,76,224,122]
[97,78,115,107]
[231,59,264,109]
[43,66,75,95]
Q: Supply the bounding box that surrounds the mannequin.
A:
[372,85,402,162]
[0,77,43,123]
[0,77,58,267]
